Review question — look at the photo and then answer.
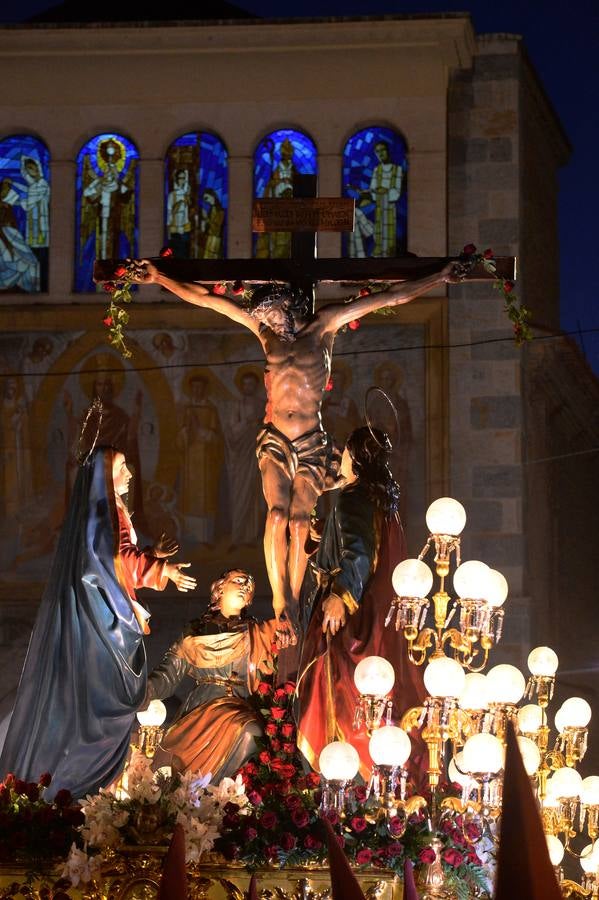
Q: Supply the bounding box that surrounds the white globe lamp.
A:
[354,656,395,697]
[485,664,526,705]
[423,656,465,699]
[527,646,559,677]
[369,726,411,768]
[453,560,490,600]
[392,558,434,598]
[425,498,467,536]
[319,741,360,782]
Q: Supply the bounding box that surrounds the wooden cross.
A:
[94,174,516,301]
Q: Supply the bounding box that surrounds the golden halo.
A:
[182,366,228,400]
[374,360,405,389]
[233,364,263,392]
[364,386,399,451]
[96,136,127,175]
[79,352,125,400]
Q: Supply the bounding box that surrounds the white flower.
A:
[62,844,101,887]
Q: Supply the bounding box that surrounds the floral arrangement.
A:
[458,243,530,345]
[0,772,83,888]
[62,751,247,887]
[215,677,490,898]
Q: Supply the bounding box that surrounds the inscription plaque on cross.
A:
[94,173,516,296]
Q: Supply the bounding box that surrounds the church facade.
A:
[0,12,596,754]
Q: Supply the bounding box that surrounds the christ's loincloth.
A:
[256,423,340,492]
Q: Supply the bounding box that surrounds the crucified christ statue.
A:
[129,260,455,623]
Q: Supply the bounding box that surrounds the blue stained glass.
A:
[342,126,408,259]
[164,131,228,259]
[0,134,50,293]
[253,128,317,258]
[75,133,139,293]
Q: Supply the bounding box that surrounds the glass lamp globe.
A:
[391,558,434,598]
[485,664,526,705]
[354,656,395,697]
[457,673,489,711]
[554,707,567,734]
[448,752,474,790]
[423,656,466,699]
[546,834,565,867]
[549,767,583,799]
[319,741,360,781]
[485,569,509,608]
[527,646,559,677]
[560,697,592,728]
[425,497,467,536]
[517,736,541,776]
[517,704,543,734]
[581,844,599,875]
[462,733,504,775]
[453,560,490,600]
[369,725,411,768]
[581,776,599,806]
[136,699,167,727]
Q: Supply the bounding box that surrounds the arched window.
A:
[75,133,139,293]
[342,126,407,259]
[253,127,317,259]
[0,134,50,293]
[164,131,228,259]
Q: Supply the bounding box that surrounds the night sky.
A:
[2,0,598,373]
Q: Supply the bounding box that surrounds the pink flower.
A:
[247,790,263,806]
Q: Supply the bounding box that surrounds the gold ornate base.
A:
[0,852,404,900]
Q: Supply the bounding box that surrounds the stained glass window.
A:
[164,132,228,260]
[253,128,318,259]
[75,133,139,293]
[0,135,50,293]
[342,126,408,259]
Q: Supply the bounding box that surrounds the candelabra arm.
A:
[561,879,592,897]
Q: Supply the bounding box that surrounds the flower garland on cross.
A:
[101,243,530,359]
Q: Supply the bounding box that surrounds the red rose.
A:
[356,848,373,865]
[443,848,464,867]
[503,280,514,293]
[270,706,285,720]
[244,762,258,776]
[389,815,405,837]
[270,739,281,752]
[387,842,403,857]
[285,793,303,809]
[284,681,296,695]
[260,810,278,829]
[483,248,494,259]
[257,681,271,695]
[247,790,263,806]
[14,779,27,795]
[265,843,280,860]
[419,847,436,864]
[232,280,244,295]
[103,315,114,327]
[465,821,481,842]
[273,687,287,703]
[213,282,227,295]
[243,826,257,841]
[103,282,116,293]
[223,811,241,828]
[159,246,174,257]
[304,834,323,850]
[359,287,371,297]
[278,780,292,795]
[324,809,339,826]
[53,788,73,808]
[114,265,127,277]
[305,772,321,789]
[271,759,296,779]
[259,751,271,765]
[281,832,297,851]
[325,378,333,392]
[281,723,295,738]
[283,742,295,755]
[4,774,14,788]
[265,722,278,736]
[24,783,39,802]
[219,840,240,860]
[462,243,477,256]
[292,807,310,828]
[348,319,361,331]
[38,773,52,788]
[467,850,482,865]
[350,816,367,833]
[353,784,367,802]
